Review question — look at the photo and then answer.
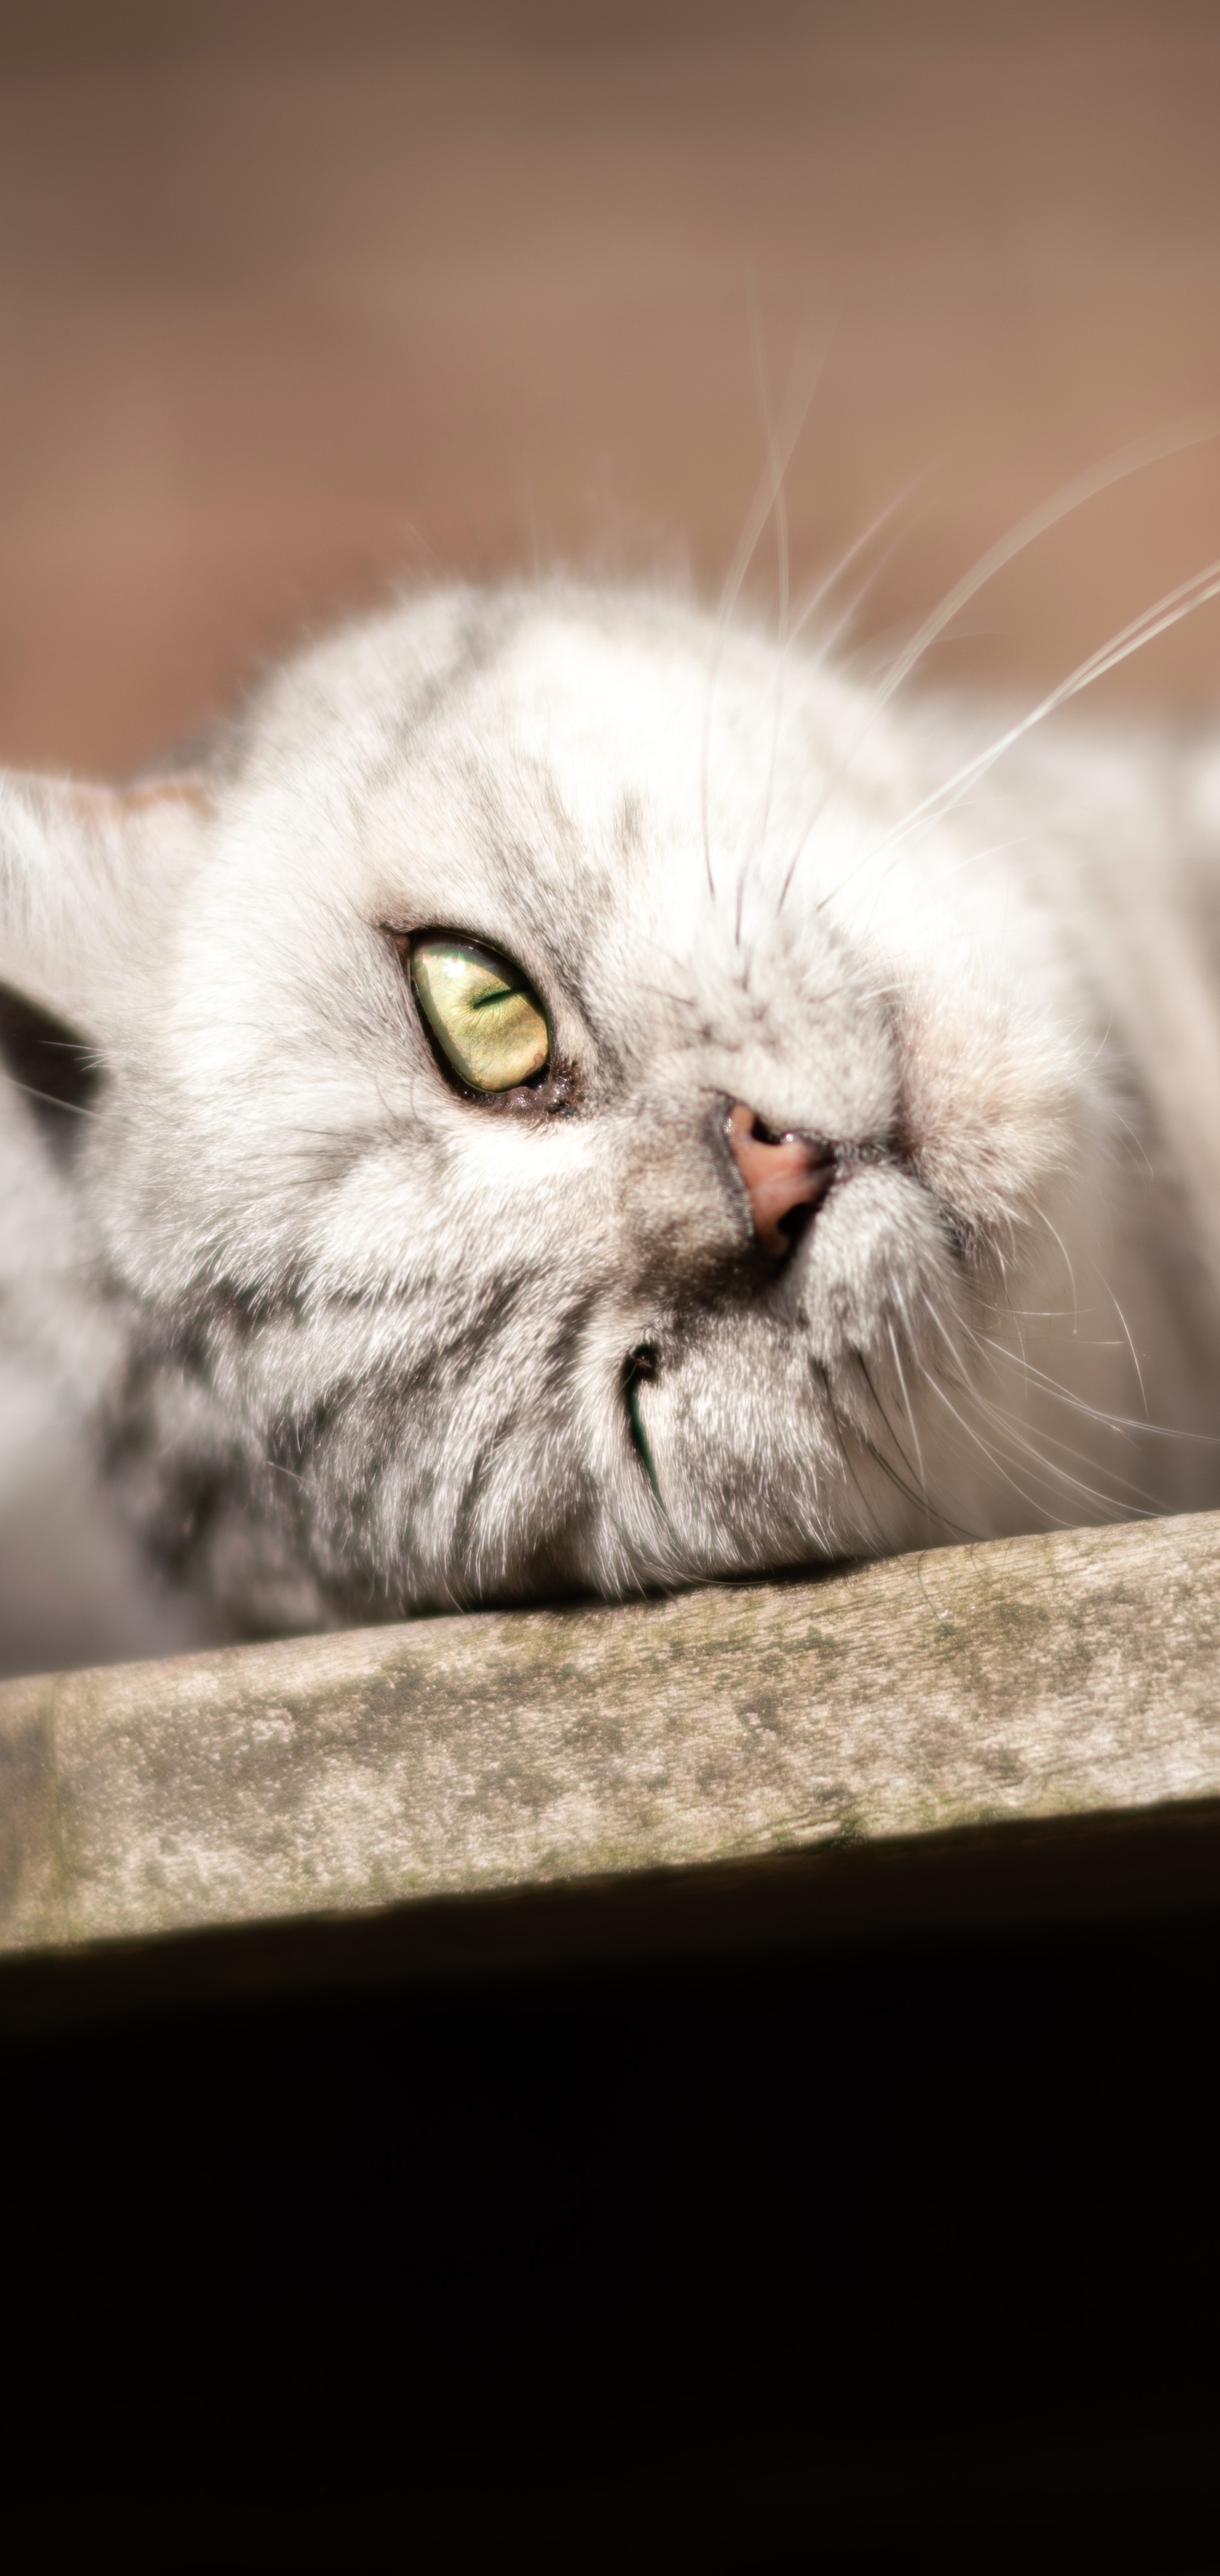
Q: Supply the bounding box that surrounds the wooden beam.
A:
[3,1509,1220,2028]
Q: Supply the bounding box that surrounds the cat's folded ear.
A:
[1,768,211,1151]
[1,768,210,1041]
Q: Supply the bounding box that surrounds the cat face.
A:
[1,583,1090,1628]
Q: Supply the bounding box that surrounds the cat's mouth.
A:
[623,1344,662,1496]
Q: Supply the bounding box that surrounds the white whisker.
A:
[860,551,1220,891]
[861,419,1217,720]
[702,312,830,897]
[778,419,1219,910]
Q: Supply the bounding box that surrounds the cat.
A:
[6,573,1220,1678]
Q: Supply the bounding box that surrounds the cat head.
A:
[0,580,1090,1629]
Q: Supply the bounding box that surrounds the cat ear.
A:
[0,768,210,1050]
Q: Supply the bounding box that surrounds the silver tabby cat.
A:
[4,579,1220,1674]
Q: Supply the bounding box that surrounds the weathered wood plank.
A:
[3,1512,1220,1994]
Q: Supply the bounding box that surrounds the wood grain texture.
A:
[3,1510,1220,1972]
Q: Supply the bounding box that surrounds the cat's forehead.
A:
[229,586,1019,1001]
[396,602,791,847]
[265,592,855,942]
[261,591,821,838]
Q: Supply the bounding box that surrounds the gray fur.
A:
[4,579,1220,1674]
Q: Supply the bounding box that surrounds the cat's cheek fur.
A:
[889,970,1083,1238]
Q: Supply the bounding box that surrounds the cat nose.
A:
[726,1103,835,1257]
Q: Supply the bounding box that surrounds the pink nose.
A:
[726,1103,835,1257]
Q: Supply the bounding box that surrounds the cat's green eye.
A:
[410,935,550,1093]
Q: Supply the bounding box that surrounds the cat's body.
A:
[4,579,1220,1677]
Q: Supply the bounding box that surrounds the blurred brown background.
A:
[3,0,1220,778]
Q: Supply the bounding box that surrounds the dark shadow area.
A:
[3,1913,1217,2566]
[0,980,102,1153]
